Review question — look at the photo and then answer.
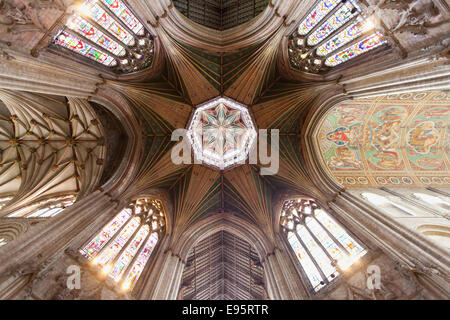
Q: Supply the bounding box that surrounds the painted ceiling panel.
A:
[317,91,450,188]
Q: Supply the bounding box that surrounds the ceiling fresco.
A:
[317,91,450,188]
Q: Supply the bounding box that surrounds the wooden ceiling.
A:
[180,230,265,300]
[173,0,269,30]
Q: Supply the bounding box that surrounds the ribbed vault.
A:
[180,230,265,300]
[0,91,106,214]
[99,2,342,248]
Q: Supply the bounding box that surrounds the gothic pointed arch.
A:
[78,196,167,293]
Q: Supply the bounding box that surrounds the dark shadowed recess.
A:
[90,102,128,186]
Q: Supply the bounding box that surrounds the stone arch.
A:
[90,89,145,197]
[417,224,450,249]
[174,213,274,263]
[0,219,29,246]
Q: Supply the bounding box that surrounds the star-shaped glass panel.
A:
[187,96,257,170]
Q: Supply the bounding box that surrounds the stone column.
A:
[0,48,101,97]
[342,55,450,98]
[273,234,310,299]
[261,250,295,299]
[141,247,185,300]
[0,190,118,298]
[328,191,450,298]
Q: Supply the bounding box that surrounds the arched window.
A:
[52,0,154,73]
[413,193,450,211]
[361,192,416,216]
[79,197,166,291]
[288,0,387,73]
[281,199,366,292]
[6,196,76,218]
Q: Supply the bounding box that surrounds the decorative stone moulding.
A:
[187,96,257,170]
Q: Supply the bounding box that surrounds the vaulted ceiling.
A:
[110,42,331,243]
[0,0,448,300]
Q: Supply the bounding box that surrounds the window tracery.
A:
[288,0,387,73]
[281,199,366,292]
[79,197,166,292]
[52,0,154,73]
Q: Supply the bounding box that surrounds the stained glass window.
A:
[66,15,126,56]
[80,0,135,46]
[53,0,154,73]
[100,0,144,35]
[80,198,166,292]
[289,0,387,72]
[325,33,386,67]
[281,199,367,292]
[307,1,360,46]
[80,208,132,259]
[121,232,158,290]
[298,0,340,35]
[55,31,117,66]
[288,232,325,290]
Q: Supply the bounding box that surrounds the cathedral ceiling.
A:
[0,91,106,212]
[0,0,449,273]
[82,1,450,248]
[0,0,448,300]
[107,26,338,244]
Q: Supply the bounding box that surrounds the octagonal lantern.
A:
[187,96,257,170]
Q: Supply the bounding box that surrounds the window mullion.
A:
[303,220,338,266]
[117,227,153,285]
[107,218,143,268]
[84,213,132,260]
[62,28,122,61]
[96,0,139,44]
[293,226,329,284]
[71,14,133,58]
[323,29,377,60]
[313,212,349,254]
[311,13,361,51]
[304,2,345,40]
